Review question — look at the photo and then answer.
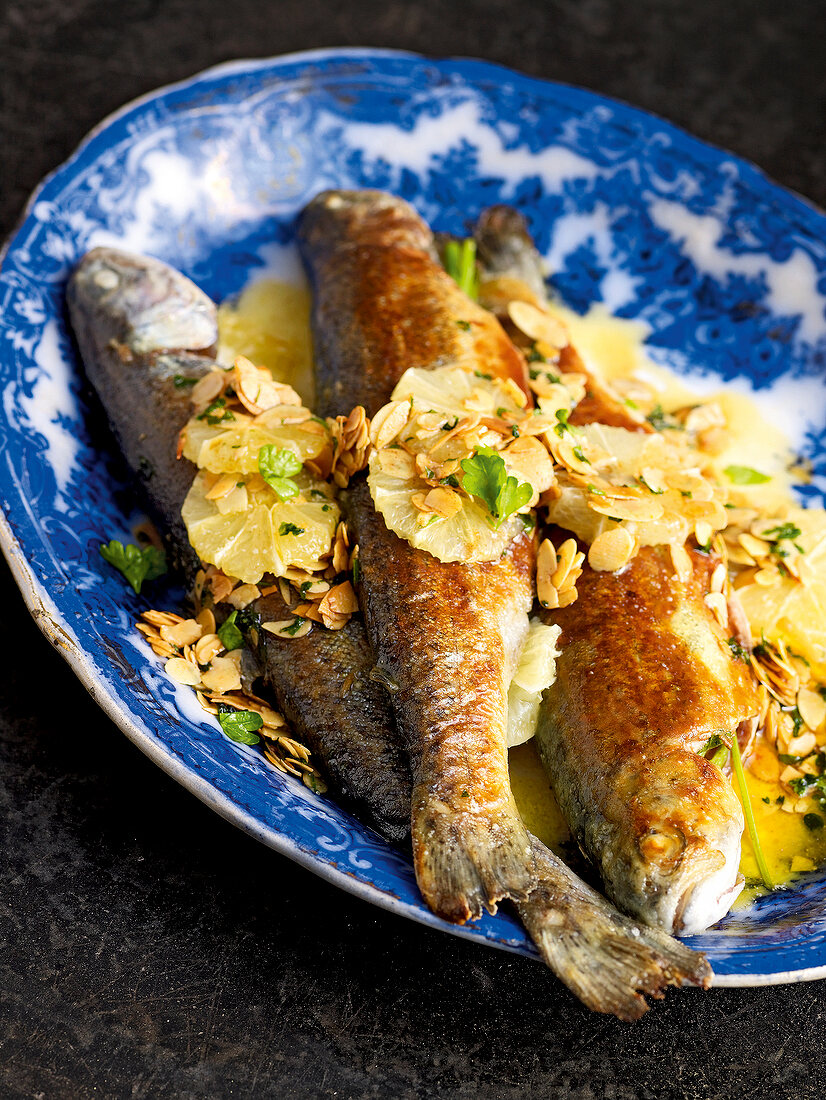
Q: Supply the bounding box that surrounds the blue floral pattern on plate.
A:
[2,48,826,985]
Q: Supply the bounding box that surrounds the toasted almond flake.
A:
[225,583,261,610]
[669,542,693,584]
[370,401,410,450]
[165,657,201,686]
[196,607,216,634]
[788,730,817,759]
[194,633,224,665]
[588,527,636,573]
[201,656,242,694]
[551,538,578,591]
[781,799,796,813]
[376,448,418,480]
[794,799,812,815]
[780,764,804,785]
[695,520,713,548]
[207,571,235,604]
[319,581,359,618]
[262,618,314,639]
[710,562,727,595]
[150,642,177,659]
[797,687,826,731]
[504,436,555,494]
[704,592,729,629]
[234,355,299,414]
[739,532,772,559]
[144,610,184,627]
[190,370,225,409]
[557,587,578,608]
[754,566,782,587]
[204,473,241,501]
[536,538,558,609]
[589,494,665,524]
[507,301,569,348]
[160,619,203,647]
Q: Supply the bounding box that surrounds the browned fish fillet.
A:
[537,544,760,933]
[348,480,535,922]
[68,247,411,840]
[297,190,529,418]
[299,191,537,922]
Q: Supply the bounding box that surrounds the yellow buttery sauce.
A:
[219,277,826,894]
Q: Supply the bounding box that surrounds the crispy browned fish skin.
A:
[68,247,411,839]
[536,544,760,934]
[245,592,411,843]
[297,190,529,418]
[348,480,535,923]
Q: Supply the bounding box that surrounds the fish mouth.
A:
[675,869,746,937]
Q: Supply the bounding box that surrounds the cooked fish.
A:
[299,190,537,922]
[472,206,761,933]
[68,246,410,840]
[297,190,530,418]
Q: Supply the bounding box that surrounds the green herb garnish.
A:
[443,238,479,299]
[217,705,263,745]
[726,637,751,663]
[282,617,308,636]
[279,522,305,536]
[258,445,302,501]
[554,408,571,437]
[645,404,682,432]
[99,540,167,594]
[460,446,533,529]
[456,319,471,332]
[217,611,244,652]
[173,375,198,388]
[724,465,771,485]
[197,397,235,426]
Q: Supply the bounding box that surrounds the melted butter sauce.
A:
[220,280,825,896]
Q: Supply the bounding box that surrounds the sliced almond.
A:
[536,539,558,609]
[376,448,417,480]
[165,657,201,687]
[704,591,729,629]
[262,618,313,639]
[319,581,359,618]
[588,527,636,573]
[190,370,225,410]
[225,583,261,610]
[160,619,203,647]
[507,301,569,349]
[370,401,411,450]
[669,542,693,584]
[589,494,665,523]
[194,633,224,665]
[423,486,463,519]
[797,687,826,732]
[201,656,242,694]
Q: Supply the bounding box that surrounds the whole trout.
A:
[299,191,536,922]
[474,206,761,933]
[67,247,410,841]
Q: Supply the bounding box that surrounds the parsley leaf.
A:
[197,397,235,426]
[217,705,263,745]
[724,465,771,485]
[727,637,751,663]
[258,445,302,500]
[460,446,533,529]
[100,540,167,594]
[443,238,479,299]
[217,611,243,652]
[279,522,305,536]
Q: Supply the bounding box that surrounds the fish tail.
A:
[516,839,712,1021]
[413,798,535,924]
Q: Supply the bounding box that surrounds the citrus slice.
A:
[367,465,523,563]
[182,471,340,583]
[184,420,329,475]
[392,365,524,420]
[507,619,562,748]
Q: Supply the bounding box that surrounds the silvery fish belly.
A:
[299,191,536,921]
[536,545,759,935]
[68,247,411,839]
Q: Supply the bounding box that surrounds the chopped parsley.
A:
[217,705,263,745]
[173,374,198,388]
[282,616,308,636]
[637,474,663,495]
[646,404,682,432]
[456,319,472,332]
[726,637,751,663]
[99,540,167,594]
[762,522,805,556]
[442,417,459,431]
[279,522,305,536]
[258,445,302,501]
[197,396,235,426]
[460,446,533,529]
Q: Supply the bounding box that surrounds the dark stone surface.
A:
[2,2,826,1096]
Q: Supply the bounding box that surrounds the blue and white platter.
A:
[2,48,826,987]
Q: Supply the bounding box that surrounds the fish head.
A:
[627,748,745,935]
[297,190,433,258]
[68,247,218,358]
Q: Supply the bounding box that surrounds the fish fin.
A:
[516,838,712,1021]
[413,799,535,924]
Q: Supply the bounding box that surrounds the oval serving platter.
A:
[2,48,826,987]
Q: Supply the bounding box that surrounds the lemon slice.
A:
[507,620,562,748]
[736,509,826,677]
[392,365,524,419]
[367,465,523,562]
[183,419,328,475]
[182,471,340,583]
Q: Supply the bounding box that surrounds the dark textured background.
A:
[2,2,826,1097]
